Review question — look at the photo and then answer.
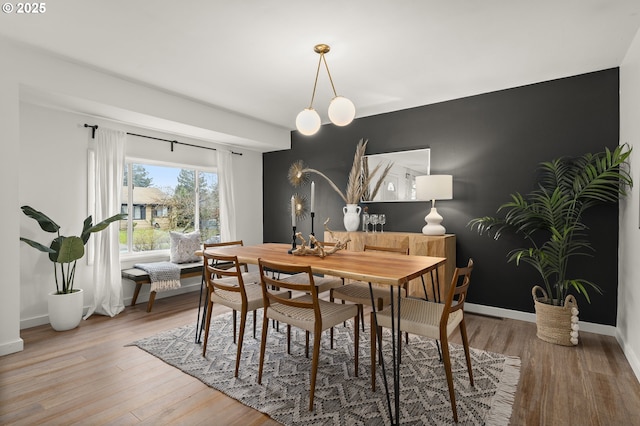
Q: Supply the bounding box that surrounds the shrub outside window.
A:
[120,162,219,254]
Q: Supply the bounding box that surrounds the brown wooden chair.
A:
[370,258,474,423]
[201,252,288,378]
[257,258,359,411]
[201,240,259,339]
[330,245,409,331]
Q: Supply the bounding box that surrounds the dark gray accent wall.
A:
[263,68,620,325]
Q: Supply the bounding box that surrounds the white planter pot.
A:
[48,288,84,331]
[342,204,362,232]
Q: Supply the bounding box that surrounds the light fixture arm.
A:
[308,52,323,109]
[307,44,334,109]
[321,53,339,97]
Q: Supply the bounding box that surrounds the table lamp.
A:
[415,175,453,235]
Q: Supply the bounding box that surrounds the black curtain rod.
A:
[83,124,242,155]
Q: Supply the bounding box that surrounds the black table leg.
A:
[195,268,207,344]
[368,283,395,424]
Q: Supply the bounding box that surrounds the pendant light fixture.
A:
[295,44,356,136]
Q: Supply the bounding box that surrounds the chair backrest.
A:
[203,252,247,301]
[440,258,474,324]
[363,245,409,255]
[258,258,320,318]
[203,240,248,272]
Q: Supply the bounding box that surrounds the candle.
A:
[310,181,315,213]
[291,196,296,227]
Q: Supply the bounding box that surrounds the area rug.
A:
[129,312,520,425]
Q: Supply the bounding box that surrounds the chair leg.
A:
[440,335,459,423]
[459,318,474,386]
[330,325,334,349]
[257,312,270,385]
[354,312,359,378]
[370,314,376,391]
[202,300,214,357]
[309,331,321,411]
[359,305,365,332]
[235,308,248,378]
[287,324,291,355]
[232,310,237,343]
[305,331,310,358]
[253,310,257,339]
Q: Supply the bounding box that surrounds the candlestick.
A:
[310,212,315,248]
[288,226,297,254]
[310,181,315,213]
[290,195,296,227]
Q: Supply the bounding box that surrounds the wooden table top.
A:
[202,243,446,286]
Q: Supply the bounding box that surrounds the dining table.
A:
[200,242,447,425]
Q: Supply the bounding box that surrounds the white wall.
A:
[1,36,281,355]
[619,27,640,379]
[18,103,265,328]
[0,77,23,356]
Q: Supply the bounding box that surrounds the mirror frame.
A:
[362,148,430,202]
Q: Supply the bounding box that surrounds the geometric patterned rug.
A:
[128,311,520,425]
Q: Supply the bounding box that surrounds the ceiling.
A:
[3,1,640,149]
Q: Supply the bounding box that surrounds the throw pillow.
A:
[170,231,201,263]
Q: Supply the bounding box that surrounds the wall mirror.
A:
[362,148,430,202]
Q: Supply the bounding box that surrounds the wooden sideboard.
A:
[323,231,456,299]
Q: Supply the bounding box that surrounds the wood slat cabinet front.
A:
[323,231,456,299]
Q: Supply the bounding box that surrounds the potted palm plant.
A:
[469,145,632,345]
[20,206,127,331]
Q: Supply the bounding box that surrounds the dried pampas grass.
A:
[287,139,392,205]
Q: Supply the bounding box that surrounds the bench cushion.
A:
[122,261,203,283]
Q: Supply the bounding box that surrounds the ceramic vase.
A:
[342,204,362,232]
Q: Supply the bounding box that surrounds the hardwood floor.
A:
[2,291,639,425]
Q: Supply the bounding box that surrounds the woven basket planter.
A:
[532,286,579,346]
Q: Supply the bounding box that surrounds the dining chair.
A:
[200,240,260,340]
[203,240,249,274]
[370,258,474,423]
[201,252,289,378]
[330,245,409,332]
[257,258,360,411]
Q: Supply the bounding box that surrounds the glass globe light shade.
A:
[295,108,321,136]
[328,96,356,126]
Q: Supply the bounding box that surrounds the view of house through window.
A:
[120,162,219,253]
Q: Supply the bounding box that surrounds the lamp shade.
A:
[415,175,453,201]
[328,96,356,126]
[296,108,321,136]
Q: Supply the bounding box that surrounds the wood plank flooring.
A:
[2,291,639,425]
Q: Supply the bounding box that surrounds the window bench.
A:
[121,261,204,312]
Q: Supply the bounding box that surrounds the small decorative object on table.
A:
[290,219,350,257]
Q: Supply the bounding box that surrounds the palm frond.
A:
[468,144,633,303]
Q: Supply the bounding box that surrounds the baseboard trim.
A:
[20,281,203,330]
[0,337,24,356]
[616,331,640,382]
[19,286,616,338]
[465,303,617,336]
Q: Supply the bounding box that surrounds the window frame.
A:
[119,157,218,261]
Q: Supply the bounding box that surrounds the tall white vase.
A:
[48,288,84,331]
[342,204,362,232]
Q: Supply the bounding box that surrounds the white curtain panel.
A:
[217,148,237,241]
[84,127,126,318]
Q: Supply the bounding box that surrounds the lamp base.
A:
[422,207,446,235]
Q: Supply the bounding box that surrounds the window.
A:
[120,162,219,254]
